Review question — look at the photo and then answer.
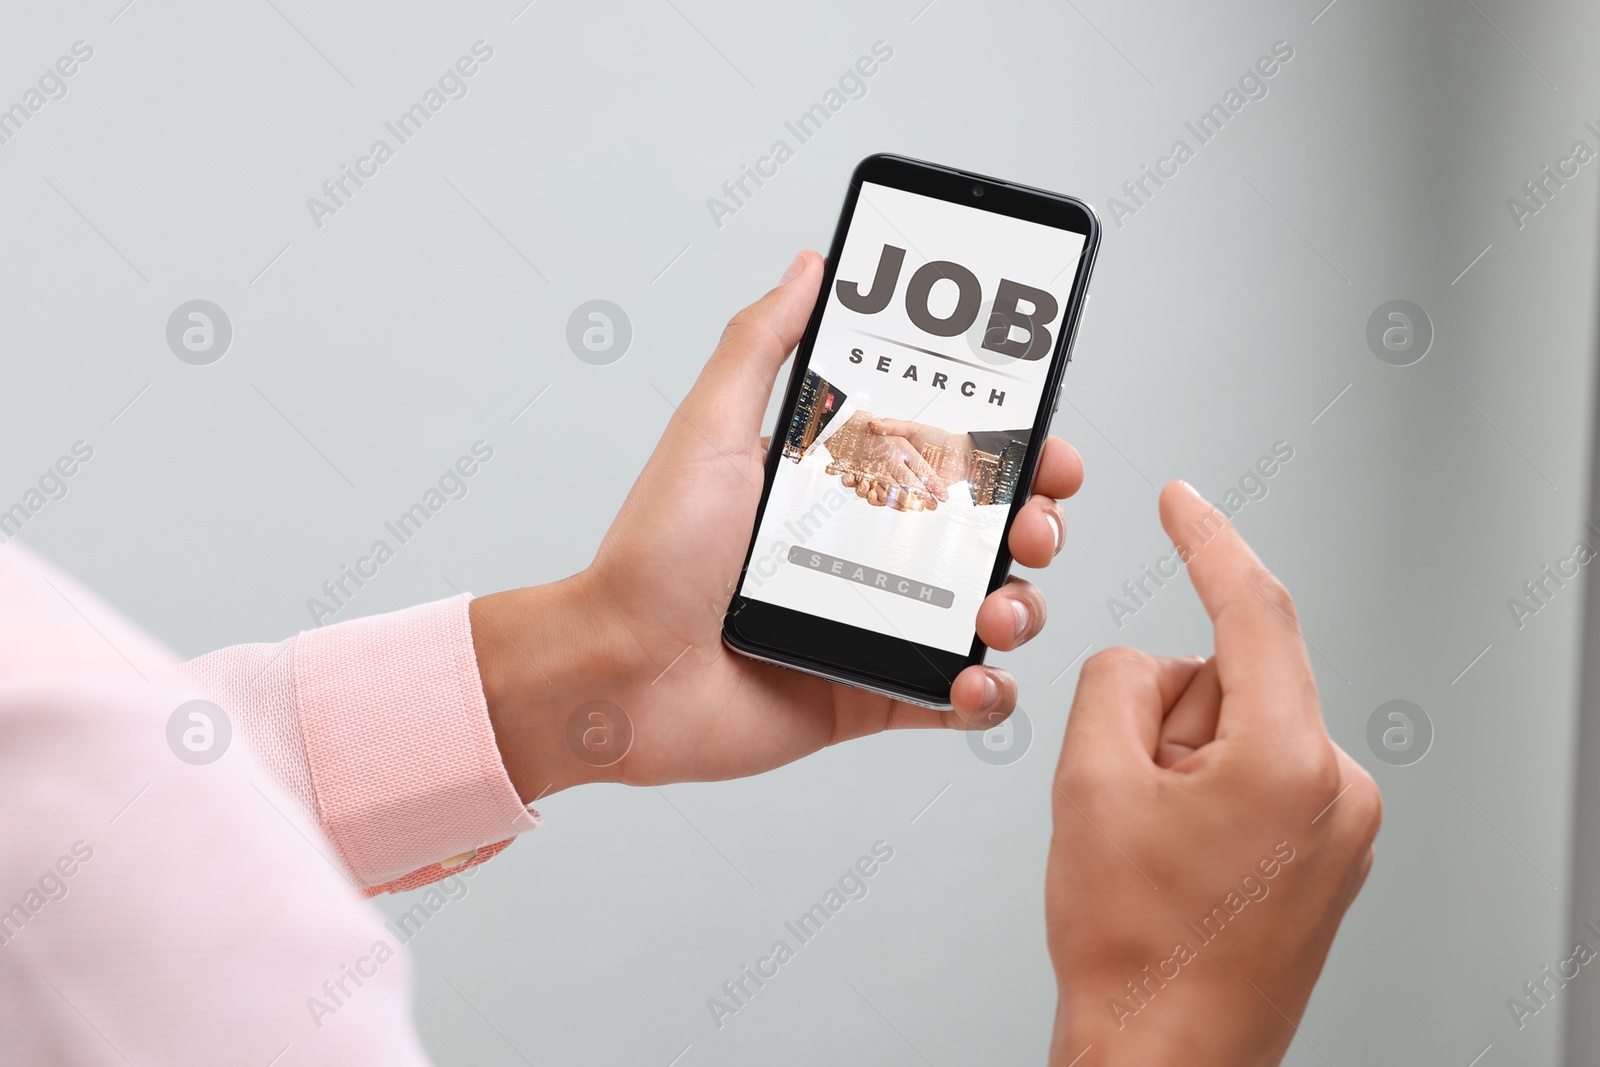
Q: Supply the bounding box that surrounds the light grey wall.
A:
[1565,288,1600,1063]
[4,0,1599,1064]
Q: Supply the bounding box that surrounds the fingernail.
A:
[1011,599,1030,641]
[779,253,805,285]
[1045,510,1063,554]
[981,672,1001,711]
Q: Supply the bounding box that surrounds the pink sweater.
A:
[0,542,537,1064]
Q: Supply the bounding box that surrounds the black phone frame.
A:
[722,153,1101,708]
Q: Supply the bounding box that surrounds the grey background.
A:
[3,0,1598,1063]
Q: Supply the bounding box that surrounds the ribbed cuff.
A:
[293,596,539,888]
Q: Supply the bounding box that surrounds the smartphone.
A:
[722,153,1100,708]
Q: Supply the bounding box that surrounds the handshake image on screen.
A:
[781,370,1031,512]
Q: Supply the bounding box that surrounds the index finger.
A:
[1157,480,1317,722]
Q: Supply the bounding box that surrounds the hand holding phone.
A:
[471,251,1083,798]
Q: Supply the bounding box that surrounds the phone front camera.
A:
[972,184,985,197]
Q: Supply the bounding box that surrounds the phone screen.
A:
[738,181,1087,655]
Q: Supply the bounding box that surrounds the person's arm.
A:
[183,595,538,895]
[1044,481,1381,1066]
[0,544,432,1065]
[185,251,1083,894]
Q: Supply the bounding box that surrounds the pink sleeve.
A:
[183,595,539,893]
[0,543,434,1064]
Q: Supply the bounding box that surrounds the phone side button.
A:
[1064,294,1089,365]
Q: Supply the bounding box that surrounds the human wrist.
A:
[951,432,977,480]
[1052,987,1143,1067]
[1050,982,1281,1067]
[1050,1007,1195,1067]
[820,408,865,461]
[469,569,648,802]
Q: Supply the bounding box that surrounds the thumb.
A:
[1058,649,1205,775]
[680,250,824,445]
[865,418,916,438]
